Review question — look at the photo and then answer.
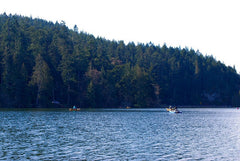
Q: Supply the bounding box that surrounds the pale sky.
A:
[1,0,240,73]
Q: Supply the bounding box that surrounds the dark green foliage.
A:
[0,14,240,108]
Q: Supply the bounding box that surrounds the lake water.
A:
[0,108,240,160]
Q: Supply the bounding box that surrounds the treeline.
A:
[0,13,240,108]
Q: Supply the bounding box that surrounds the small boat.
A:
[69,105,80,111]
[166,106,181,113]
[69,108,81,111]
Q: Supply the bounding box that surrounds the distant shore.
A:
[0,105,238,111]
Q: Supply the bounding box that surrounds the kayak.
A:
[166,108,181,113]
[69,108,81,111]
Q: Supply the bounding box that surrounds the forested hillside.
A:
[0,14,240,108]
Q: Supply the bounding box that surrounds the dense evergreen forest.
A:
[0,13,240,108]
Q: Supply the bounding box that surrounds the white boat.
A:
[166,106,181,113]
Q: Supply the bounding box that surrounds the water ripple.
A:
[1,108,240,160]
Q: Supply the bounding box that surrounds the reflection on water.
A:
[0,108,240,160]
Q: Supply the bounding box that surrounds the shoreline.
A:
[0,106,238,111]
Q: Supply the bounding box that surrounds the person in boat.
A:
[169,106,176,110]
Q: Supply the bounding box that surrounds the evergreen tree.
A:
[0,14,239,108]
[30,54,53,107]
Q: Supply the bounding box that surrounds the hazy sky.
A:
[1,0,240,72]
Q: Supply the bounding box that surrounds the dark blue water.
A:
[0,108,240,160]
